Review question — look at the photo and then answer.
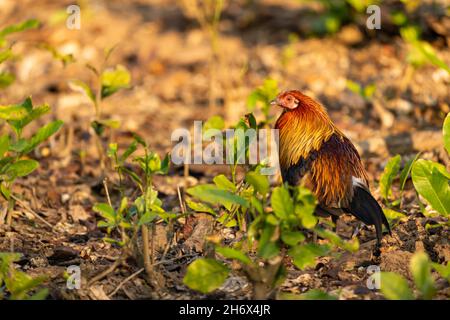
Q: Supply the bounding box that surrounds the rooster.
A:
[272,90,390,252]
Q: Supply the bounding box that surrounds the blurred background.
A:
[0,0,449,178]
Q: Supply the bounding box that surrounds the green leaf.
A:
[183,258,229,294]
[101,65,131,98]
[281,231,305,246]
[431,262,450,281]
[0,72,15,88]
[411,159,450,216]
[213,174,236,192]
[271,186,293,219]
[185,199,216,215]
[187,184,249,210]
[399,153,421,192]
[380,272,414,300]
[379,155,401,201]
[138,211,158,226]
[444,113,450,155]
[383,208,407,225]
[289,243,330,270]
[216,246,251,265]
[410,252,435,300]
[245,171,269,195]
[8,104,51,135]
[0,19,40,38]
[5,159,39,179]
[22,120,64,154]
[0,135,10,158]
[68,80,96,105]
[295,187,317,229]
[93,203,116,222]
[0,103,29,121]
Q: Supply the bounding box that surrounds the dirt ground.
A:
[0,0,448,299]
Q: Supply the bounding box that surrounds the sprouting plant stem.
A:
[5,197,15,226]
[141,224,153,278]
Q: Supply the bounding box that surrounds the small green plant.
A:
[0,98,63,225]
[380,113,449,227]
[346,80,376,102]
[91,135,171,285]
[184,182,359,299]
[69,47,131,169]
[400,26,450,75]
[0,19,40,89]
[298,0,375,35]
[411,113,450,218]
[0,252,48,300]
[380,251,448,300]
[247,79,279,127]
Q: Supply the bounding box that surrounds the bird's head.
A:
[271,90,304,110]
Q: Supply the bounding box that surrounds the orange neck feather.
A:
[275,94,337,168]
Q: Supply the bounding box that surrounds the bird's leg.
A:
[331,215,338,233]
[351,222,365,238]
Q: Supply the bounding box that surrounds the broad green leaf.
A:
[399,153,421,191]
[22,120,64,154]
[380,272,414,300]
[93,203,115,222]
[383,208,407,225]
[411,159,450,216]
[0,135,10,158]
[5,159,38,179]
[245,171,269,195]
[281,231,305,246]
[101,65,131,98]
[138,211,158,226]
[295,187,317,229]
[213,174,236,192]
[119,141,136,162]
[0,72,15,89]
[271,186,293,219]
[0,97,31,122]
[185,199,216,215]
[314,228,359,252]
[257,223,280,259]
[431,262,450,281]
[187,184,249,210]
[8,104,51,135]
[68,80,96,105]
[216,246,251,265]
[98,119,120,129]
[346,80,362,96]
[380,155,401,201]
[183,258,229,294]
[289,243,330,270]
[444,113,450,155]
[410,252,435,300]
[0,19,40,38]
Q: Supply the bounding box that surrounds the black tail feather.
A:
[348,186,391,245]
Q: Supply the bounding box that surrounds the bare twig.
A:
[108,268,144,298]
[88,255,124,286]
[10,195,53,229]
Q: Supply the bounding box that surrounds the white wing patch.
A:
[352,176,368,189]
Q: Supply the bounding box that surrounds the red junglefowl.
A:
[273,90,390,252]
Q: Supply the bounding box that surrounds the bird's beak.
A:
[270,99,279,107]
